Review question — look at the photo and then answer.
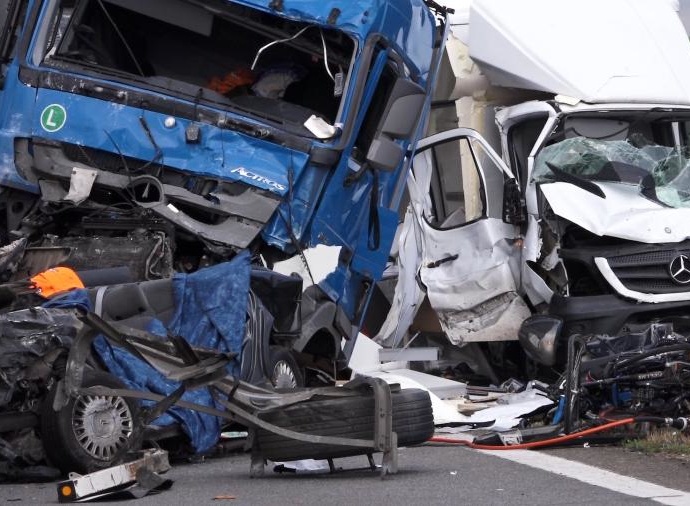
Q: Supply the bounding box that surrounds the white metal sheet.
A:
[467,0,690,104]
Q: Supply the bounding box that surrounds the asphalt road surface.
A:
[2,444,690,505]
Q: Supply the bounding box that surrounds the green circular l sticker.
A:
[40,104,67,133]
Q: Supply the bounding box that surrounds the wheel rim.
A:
[72,393,134,461]
[272,360,298,389]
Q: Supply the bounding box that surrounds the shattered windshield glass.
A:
[532,136,690,208]
[39,0,354,137]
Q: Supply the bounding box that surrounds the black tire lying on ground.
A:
[255,388,434,461]
[41,370,142,474]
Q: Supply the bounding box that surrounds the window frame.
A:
[421,135,488,231]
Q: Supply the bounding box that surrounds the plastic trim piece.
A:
[595,257,690,303]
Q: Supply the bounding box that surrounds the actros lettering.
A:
[230,167,286,192]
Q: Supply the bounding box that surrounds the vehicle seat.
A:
[88,278,175,328]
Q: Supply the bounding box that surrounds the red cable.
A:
[429,417,635,450]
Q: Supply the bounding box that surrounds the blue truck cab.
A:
[0,0,448,380]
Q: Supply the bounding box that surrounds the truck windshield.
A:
[38,0,354,137]
[532,136,690,208]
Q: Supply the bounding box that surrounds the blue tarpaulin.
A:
[49,251,252,453]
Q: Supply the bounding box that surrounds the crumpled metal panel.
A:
[0,308,81,407]
[436,292,531,345]
[540,181,690,244]
[533,137,690,244]
[418,215,526,345]
[31,89,309,198]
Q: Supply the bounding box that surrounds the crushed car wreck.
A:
[0,0,450,478]
[375,0,690,381]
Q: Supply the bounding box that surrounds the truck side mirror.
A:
[366,78,425,172]
[502,178,525,225]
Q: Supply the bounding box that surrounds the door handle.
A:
[426,254,458,268]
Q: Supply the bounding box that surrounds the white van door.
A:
[411,128,530,345]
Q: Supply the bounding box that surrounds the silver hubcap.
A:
[72,394,133,461]
[272,360,298,389]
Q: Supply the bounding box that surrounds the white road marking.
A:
[478,449,690,505]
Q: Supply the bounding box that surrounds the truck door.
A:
[412,127,530,346]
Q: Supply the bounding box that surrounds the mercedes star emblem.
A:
[669,254,690,285]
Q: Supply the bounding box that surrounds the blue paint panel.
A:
[261,163,330,251]
[350,205,398,279]
[31,89,309,197]
[0,65,39,191]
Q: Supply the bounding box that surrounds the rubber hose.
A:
[429,416,690,450]
[428,417,635,450]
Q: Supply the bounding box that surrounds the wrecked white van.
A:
[377,0,690,371]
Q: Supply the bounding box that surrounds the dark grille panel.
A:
[62,144,159,174]
[624,279,687,293]
[607,250,677,268]
[606,247,690,294]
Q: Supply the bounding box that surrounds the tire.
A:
[268,346,304,389]
[41,370,141,474]
[255,388,434,461]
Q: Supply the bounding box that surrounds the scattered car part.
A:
[438,323,690,449]
[430,415,690,450]
[56,448,171,503]
[0,430,61,483]
[563,333,589,434]
[430,417,635,450]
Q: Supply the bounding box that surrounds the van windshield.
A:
[533,136,690,208]
[39,0,355,138]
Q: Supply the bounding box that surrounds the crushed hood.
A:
[540,181,690,243]
[467,0,690,104]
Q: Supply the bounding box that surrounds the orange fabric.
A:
[30,267,84,298]
[208,68,255,95]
